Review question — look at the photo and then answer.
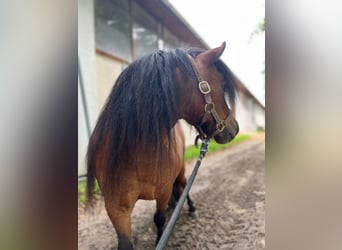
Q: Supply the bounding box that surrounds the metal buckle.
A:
[198,81,211,94]
[216,121,225,132]
[204,103,215,112]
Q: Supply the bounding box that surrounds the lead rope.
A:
[155,138,210,250]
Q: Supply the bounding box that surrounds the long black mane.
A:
[86,47,237,198]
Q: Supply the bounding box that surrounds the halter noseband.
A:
[188,55,230,145]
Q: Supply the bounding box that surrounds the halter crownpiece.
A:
[188,55,230,147]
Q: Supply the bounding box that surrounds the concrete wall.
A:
[236,91,265,132]
[236,92,249,132]
[95,54,125,112]
[254,104,265,129]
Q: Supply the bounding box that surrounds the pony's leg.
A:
[167,185,178,210]
[186,194,197,218]
[173,169,198,219]
[105,200,134,250]
[154,192,171,245]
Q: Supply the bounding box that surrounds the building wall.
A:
[236,91,265,132]
[236,92,250,132]
[78,82,89,176]
[95,53,126,112]
[254,104,265,129]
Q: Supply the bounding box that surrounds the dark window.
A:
[133,3,158,59]
[95,0,132,61]
[163,28,179,51]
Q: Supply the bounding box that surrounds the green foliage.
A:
[258,17,265,32]
[249,17,265,42]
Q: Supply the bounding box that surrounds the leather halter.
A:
[188,55,230,145]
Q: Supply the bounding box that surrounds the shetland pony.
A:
[87,42,239,249]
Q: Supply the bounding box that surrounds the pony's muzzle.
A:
[214,119,239,144]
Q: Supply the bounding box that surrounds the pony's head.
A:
[180,42,239,144]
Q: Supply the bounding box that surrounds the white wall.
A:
[236,92,250,132]
[236,91,265,132]
[254,104,265,129]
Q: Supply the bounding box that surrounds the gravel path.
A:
[78,135,265,250]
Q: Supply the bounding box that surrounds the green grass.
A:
[184,133,251,161]
[78,179,101,204]
[256,126,265,133]
[78,180,86,203]
[78,133,251,204]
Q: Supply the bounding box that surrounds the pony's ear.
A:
[198,42,226,65]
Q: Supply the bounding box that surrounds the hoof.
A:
[189,210,198,219]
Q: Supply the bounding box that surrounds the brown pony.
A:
[86,42,239,249]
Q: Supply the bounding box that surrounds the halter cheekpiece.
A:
[188,55,230,147]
